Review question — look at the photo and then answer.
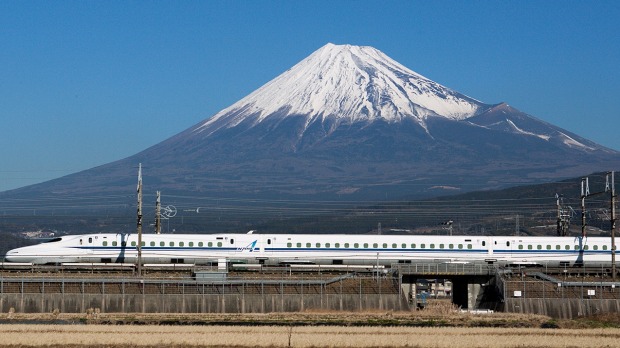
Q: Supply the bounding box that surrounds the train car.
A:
[3,232,617,267]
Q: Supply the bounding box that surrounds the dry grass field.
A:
[1,301,619,348]
[1,325,620,348]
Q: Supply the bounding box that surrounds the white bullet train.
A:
[4,231,618,267]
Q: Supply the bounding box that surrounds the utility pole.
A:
[155,191,161,235]
[136,163,143,277]
[557,194,561,236]
[556,194,570,236]
[515,215,519,236]
[581,177,589,238]
[608,171,617,281]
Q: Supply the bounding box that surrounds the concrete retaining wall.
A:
[0,293,407,314]
[504,298,620,319]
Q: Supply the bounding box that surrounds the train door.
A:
[115,233,128,263]
[262,236,274,255]
[492,238,513,263]
[255,236,273,265]
[486,237,493,257]
[86,236,94,256]
[504,239,514,261]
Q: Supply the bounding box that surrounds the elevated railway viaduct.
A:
[1,262,620,319]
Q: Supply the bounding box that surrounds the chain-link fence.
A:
[0,273,408,313]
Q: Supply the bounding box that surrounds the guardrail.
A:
[392,262,496,276]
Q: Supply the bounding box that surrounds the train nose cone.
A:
[5,248,22,262]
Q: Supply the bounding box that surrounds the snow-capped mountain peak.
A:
[196,43,485,134]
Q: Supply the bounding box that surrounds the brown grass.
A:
[0,325,620,347]
[0,309,552,328]
[1,303,619,347]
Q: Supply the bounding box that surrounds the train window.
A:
[189,242,194,247]
[440,244,444,249]
[603,245,608,250]
[131,241,136,247]
[536,245,541,250]
[306,243,311,248]
[411,243,416,248]
[297,243,302,248]
[373,243,378,248]
[354,243,359,248]
[401,243,406,248]
[518,245,523,250]
[103,241,108,246]
[556,245,560,250]
[287,242,292,248]
[150,241,155,247]
[89,238,93,244]
[565,245,570,250]
[584,245,589,250]
[430,244,435,249]
[316,243,321,248]
[141,242,145,247]
[208,242,213,247]
[170,242,174,247]
[198,242,204,247]
[267,239,272,245]
[364,243,368,248]
[383,243,388,248]
[345,243,350,248]
[593,245,598,250]
[112,241,117,247]
[230,239,234,245]
[335,243,340,248]
[546,245,551,250]
[326,243,330,248]
[527,245,532,250]
[467,244,472,249]
[217,242,222,247]
[121,241,127,247]
[216,237,224,240]
[506,242,510,247]
[420,244,425,249]
[160,241,165,247]
[574,245,579,250]
[458,244,463,249]
[179,242,184,247]
[482,241,486,247]
[449,244,453,249]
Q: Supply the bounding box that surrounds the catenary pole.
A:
[610,171,616,281]
[136,163,143,276]
[155,191,161,235]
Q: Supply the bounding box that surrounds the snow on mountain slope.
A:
[558,132,595,151]
[195,43,485,135]
[467,103,611,153]
[505,119,551,141]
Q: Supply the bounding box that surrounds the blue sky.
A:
[1,1,619,192]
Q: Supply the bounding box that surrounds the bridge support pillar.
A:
[468,283,482,310]
[452,278,485,310]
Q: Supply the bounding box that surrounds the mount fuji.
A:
[4,43,620,206]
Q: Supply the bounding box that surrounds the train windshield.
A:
[43,238,63,243]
